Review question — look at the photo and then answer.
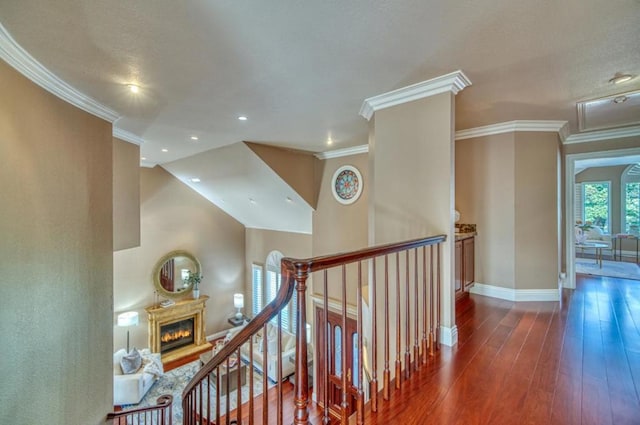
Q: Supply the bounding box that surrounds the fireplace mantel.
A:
[146,295,212,362]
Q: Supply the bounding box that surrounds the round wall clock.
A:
[332,165,363,205]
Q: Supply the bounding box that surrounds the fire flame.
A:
[161,328,193,343]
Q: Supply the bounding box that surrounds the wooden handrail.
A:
[182,234,446,425]
[107,395,173,423]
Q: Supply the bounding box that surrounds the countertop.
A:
[455,232,477,241]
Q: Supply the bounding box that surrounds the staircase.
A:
[181,234,447,424]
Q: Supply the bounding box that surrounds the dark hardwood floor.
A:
[362,274,640,424]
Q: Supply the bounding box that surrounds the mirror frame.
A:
[152,250,201,299]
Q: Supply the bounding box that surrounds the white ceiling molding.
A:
[0,23,119,123]
[315,144,369,160]
[563,124,640,145]
[454,120,569,140]
[113,127,145,145]
[359,70,472,121]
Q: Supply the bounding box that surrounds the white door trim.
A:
[565,146,640,289]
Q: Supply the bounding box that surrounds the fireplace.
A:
[146,295,212,362]
[160,318,194,353]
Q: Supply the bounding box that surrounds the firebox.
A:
[160,318,195,353]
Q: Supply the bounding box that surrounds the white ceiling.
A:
[161,142,313,234]
[1,1,639,232]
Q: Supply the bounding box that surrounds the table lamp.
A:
[233,293,244,320]
[117,311,139,353]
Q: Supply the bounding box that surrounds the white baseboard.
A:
[206,329,231,342]
[469,282,559,302]
[440,325,458,347]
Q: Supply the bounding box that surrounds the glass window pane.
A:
[625,183,640,234]
[335,326,342,375]
[251,264,263,317]
[583,182,610,233]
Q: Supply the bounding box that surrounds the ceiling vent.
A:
[577,90,640,132]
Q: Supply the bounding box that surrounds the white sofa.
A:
[584,225,612,247]
[113,348,163,405]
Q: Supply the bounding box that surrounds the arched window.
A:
[250,250,297,334]
[622,164,640,234]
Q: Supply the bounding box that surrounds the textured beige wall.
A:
[456,131,561,291]
[514,132,560,290]
[311,153,369,302]
[246,142,323,209]
[372,93,455,310]
[312,154,369,256]
[113,166,246,350]
[0,61,113,424]
[113,137,140,251]
[456,133,516,288]
[245,228,312,315]
[368,92,455,393]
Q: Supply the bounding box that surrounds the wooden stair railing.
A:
[182,234,445,425]
[107,395,173,424]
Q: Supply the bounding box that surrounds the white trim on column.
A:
[314,144,369,160]
[565,146,640,290]
[359,70,471,121]
[113,127,145,145]
[469,283,560,301]
[455,120,568,141]
[0,23,119,123]
[563,125,640,144]
[440,325,458,347]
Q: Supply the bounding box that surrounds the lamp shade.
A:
[117,311,139,327]
[233,293,244,309]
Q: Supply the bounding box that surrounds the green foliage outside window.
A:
[583,182,609,233]
[625,182,640,234]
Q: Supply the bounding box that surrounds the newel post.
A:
[293,266,310,425]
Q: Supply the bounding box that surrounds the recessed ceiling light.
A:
[286,197,293,203]
[327,138,333,146]
[161,148,168,152]
[190,136,199,141]
[141,156,147,161]
[613,95,628,104]
[249,198,256,204]
[609,74,634,84]
[190,178,201,183]
[128,84,140,93]
[238,116,248,121]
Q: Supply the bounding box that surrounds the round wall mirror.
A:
[152,250,201,299]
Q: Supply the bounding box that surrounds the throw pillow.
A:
[120,348,142,374]
[284,333,296,352]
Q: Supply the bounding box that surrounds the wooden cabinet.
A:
[463,237,475,290]
[455,236,475,298]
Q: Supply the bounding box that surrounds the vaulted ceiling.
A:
[1,1,639,231]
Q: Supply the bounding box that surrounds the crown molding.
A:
[359,70,472,121]
[315,144,369,160]
[113,127,145,145]
[563,124,640,145]
[0,23,119,122]
[455,120,568,140]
